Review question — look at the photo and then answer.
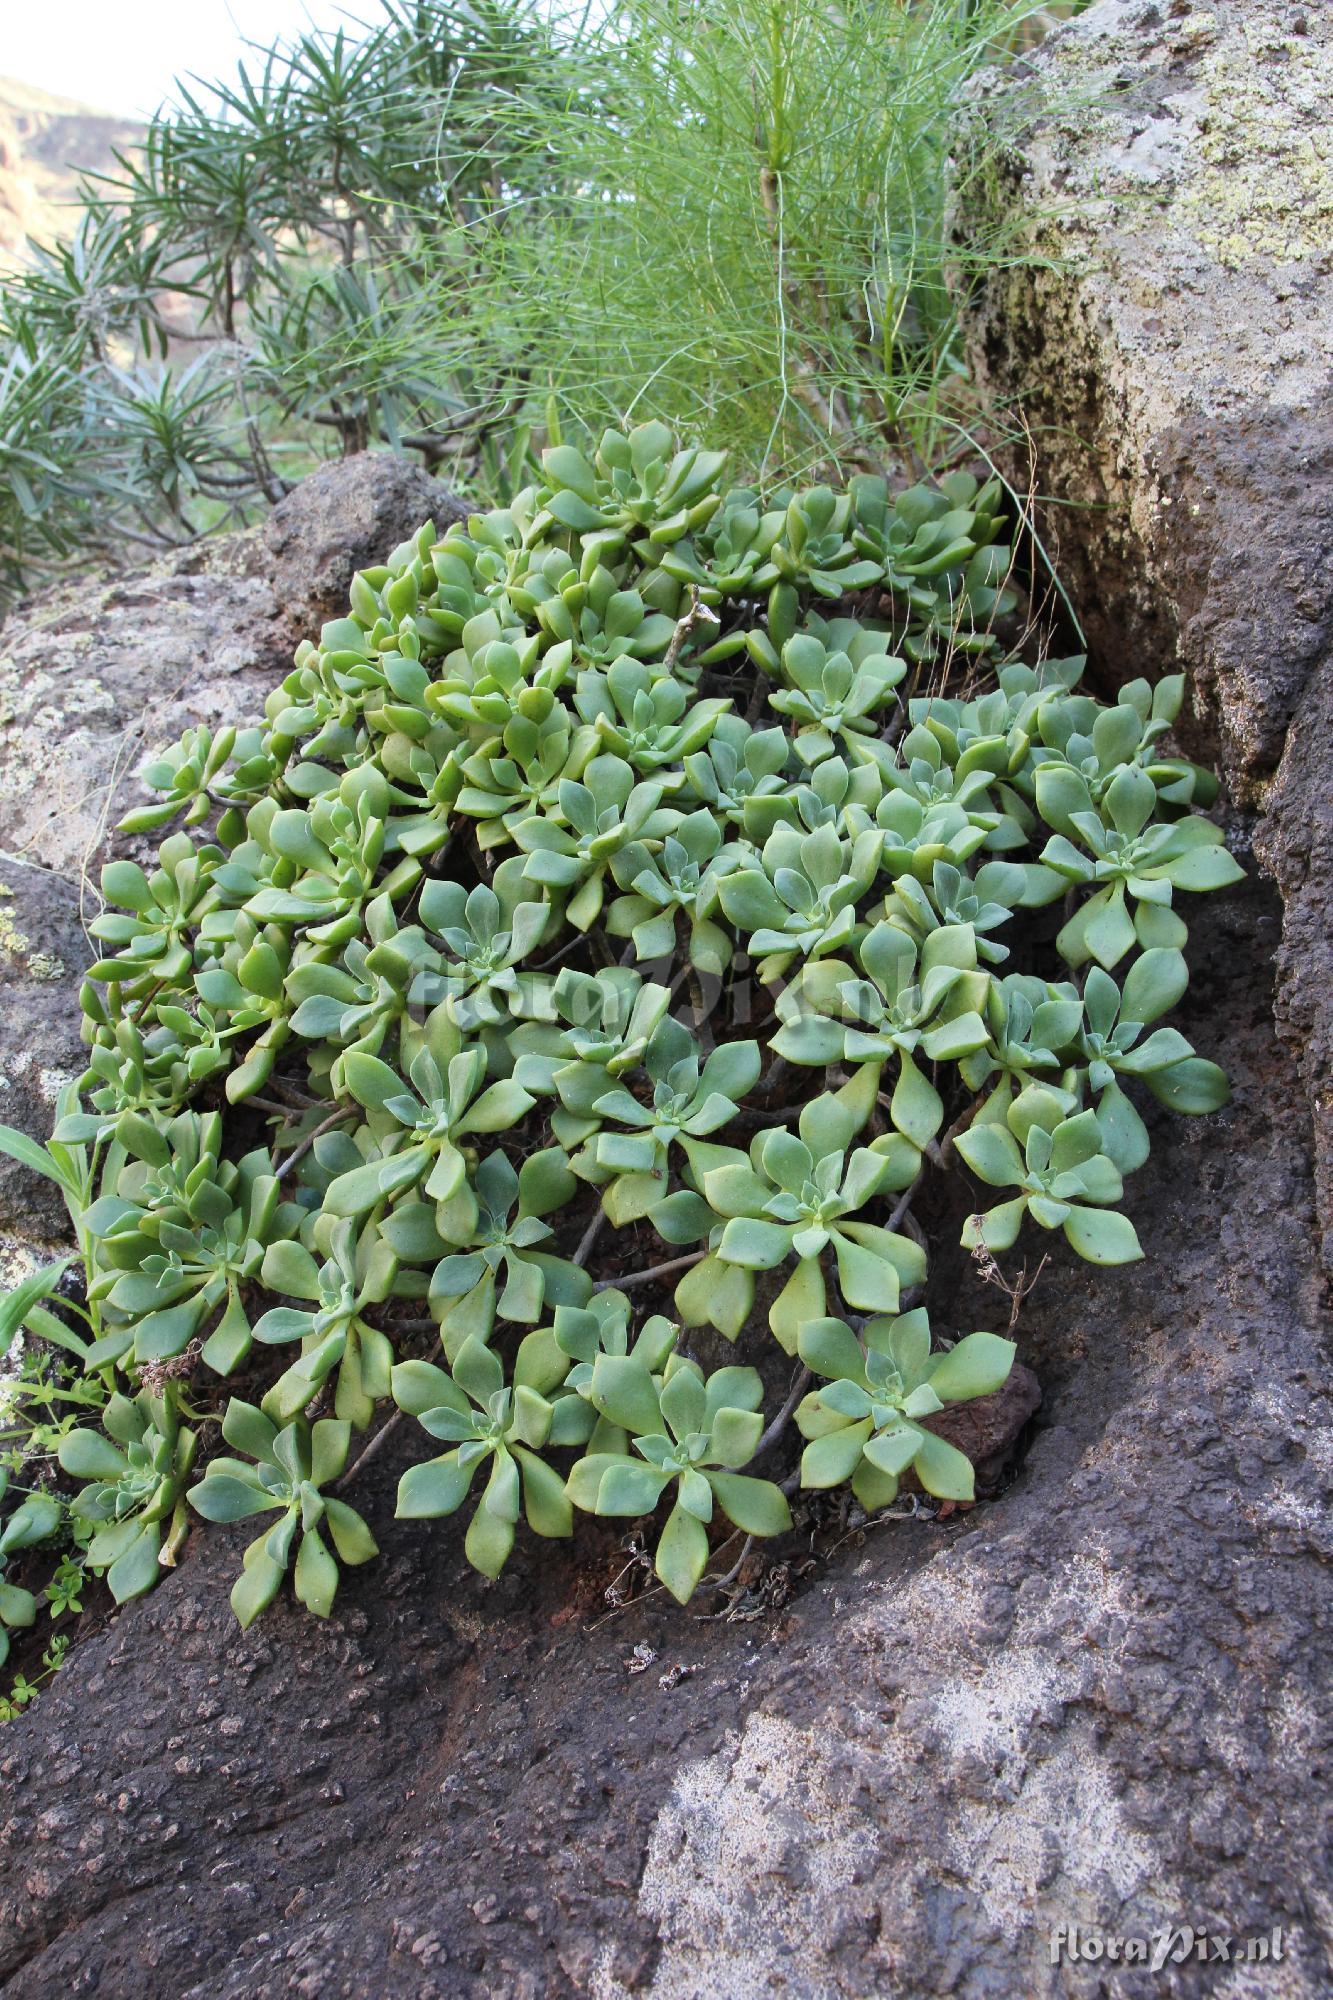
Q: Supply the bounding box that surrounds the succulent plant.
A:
[568,1354,791,1603]
[188,1401,377,1626]
[59,1389,196,1602]
[253,1217,400,1428]
[573,656,729,773]
[717,819,884,981]
[453,706,592,848]
[75,982,232,1123]
[512,753,680,933]
[582,1021,760,1225]
[82,1119,296,1370]
[681,716,791,828]
[757,632,904,768]
[954,1087,1143,1265]
[120,722,281,834]
[955,973,1084,1104]
[413,876,552,1027]
[879,858,1029,965]
[392,1338,572,1578]
[848,471,1014,660]
[328,1013,534,1217]
[1037,769,1244,969]
[605,810,743,974]
[422,1147,590,1356]
[88,839,219,991]
[192,920,296,1102]
[529,566,678,668]
[509,967,674,1150]
[795,1312,1014,1506]
[767,484,882,601]
[773,921,990,1149]
[659,488,786,600]
[546,1291,679,1440]
[536,423,728,545]
[1072,955,1228,1169]
[664,1090,926,1349]
[243,779,420,947]
[4,425,1243,1641]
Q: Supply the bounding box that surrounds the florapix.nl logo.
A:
[1050,1924,1285,1971]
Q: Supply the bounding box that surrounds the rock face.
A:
[0,75,140,270]
[0,36,1331,1991]
[0,453,464,881]
[950,0,1333,1271]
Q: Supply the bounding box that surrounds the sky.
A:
[3,0,371,120]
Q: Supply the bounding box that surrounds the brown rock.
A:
[0,859,87,1254]
[950,0,1333,1272]
[923,1361,1042,1495]
[0,453,464,880]
[264,452,468,635]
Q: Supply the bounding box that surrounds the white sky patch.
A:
[2,0,368,121]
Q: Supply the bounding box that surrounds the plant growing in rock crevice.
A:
[0,422,1240,1640]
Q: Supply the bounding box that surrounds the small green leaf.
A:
[717,1215,793,1270]
[57,1431,129,1481]
[927,1332,1015,1403]
[294,1527,340,1618]
[260,1240,324,1300]
[705,1470,791,1537]
[397,1451,476,1518]
[708,1406,763,1469]
[106,1524,163,1604]
[594,1458,672,1516]
[189,1474,275,1523]
[231,1551,285,1629]
[800,1420,872,1488]
[911,1429,976,1503]
[589,1354,662,1435]
[1061,1205,1144,1266]
[1143,1057,1230,1116]
[797,1317,866,1384]
[654,1501,710,1605]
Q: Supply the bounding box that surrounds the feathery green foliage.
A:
[388,0,1065,483]
[0,0,1076,608]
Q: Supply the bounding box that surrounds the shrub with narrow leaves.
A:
[0,422,1241,1635]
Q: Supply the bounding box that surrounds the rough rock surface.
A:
[0,30,1331,1988]
[951,0,1333,1270]
[0,861,87,1262]
[0,452,464,880]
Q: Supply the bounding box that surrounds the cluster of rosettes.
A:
[24,423,1240,1627]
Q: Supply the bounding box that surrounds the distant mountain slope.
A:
[0,74,142,269]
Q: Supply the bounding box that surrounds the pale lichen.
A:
[1173,25,1333,269]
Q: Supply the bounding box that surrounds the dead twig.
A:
[595,1249,705,1292]
[573,1208,606,1269]
[662,587,720,670]
[272,1105,355,1181]
[753,1365,811,1462]
[968,1240,1051,1332]
[335,1408,405,1491]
